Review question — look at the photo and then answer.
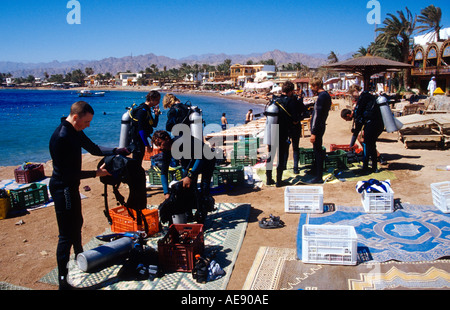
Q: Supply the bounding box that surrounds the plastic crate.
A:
[147,166,183,185]
[361,188,394,213]
[230,151,258,166]
[213,165,245,186]
[14,164,45,184]
[324,149,348,169]
[0,197,11,219]
[233,137,260,155]
[302,224,358,265]
[330,144,358,152]
[109,206,159,235]
[298,147,326,165]
[157,224,204,272]
[285,186,323,213]
[431,181,450,213]
[9,183,49,209]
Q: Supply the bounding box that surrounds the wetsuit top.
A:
[310,91,332,136]
[134,103,159,147]
[159,136,214,195]
[49,118,115,188]
[273,95,306,136]
[352,91,384,138]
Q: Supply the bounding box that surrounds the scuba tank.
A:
[77,236,134,272]
[119,109,132,148]
[263,100,279,145]
[376,96,403,133]
[189,107,203,141]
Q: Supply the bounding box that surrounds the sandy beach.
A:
[0,91,449,290]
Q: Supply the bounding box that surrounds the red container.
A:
[330,144,358,152]
[157,224,204,272]
[143,147,162,161]
[14,164,45,184]
[109,206,159,236]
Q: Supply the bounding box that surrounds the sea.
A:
[0,89,263,167]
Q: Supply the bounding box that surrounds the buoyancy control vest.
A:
[98,155,148,232]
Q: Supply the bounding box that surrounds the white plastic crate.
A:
[302,224,358,265]
[361,188,394,213]
[284,186,323,213]
[431,181,450,213]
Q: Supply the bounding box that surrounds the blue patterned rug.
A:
[297,204,450,263]
[39,203,250,290]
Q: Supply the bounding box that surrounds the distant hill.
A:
[1,50,354,78]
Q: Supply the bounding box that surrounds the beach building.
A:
[117,72,143,87]
[411,27,450,95]
[230,64,275,87]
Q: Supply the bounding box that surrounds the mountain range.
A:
[1,49,354,78]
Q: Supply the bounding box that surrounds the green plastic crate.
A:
[230,154,258,167]
[324,149,348,169]
[233,137,260,153]
[299,147,326,165]
[213,165,245,186]
[9,183,49,209]
[148,166,183,185]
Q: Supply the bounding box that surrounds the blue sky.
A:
[2,0,450,63]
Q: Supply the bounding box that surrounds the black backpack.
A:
[354,91,378,125]
[98,155,148,232]
[166,101,202,132]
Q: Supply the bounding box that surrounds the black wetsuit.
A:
[352,92,385,172]
[310,91,332,179]
[266,95,304,184]
[286,95,307,172]
[131,103,159,165]
[49,118,115,286]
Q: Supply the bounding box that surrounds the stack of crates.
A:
[212,165,245,187]
[147,166,183,186]
[302,224,358,265]
[285,186,323,213]
[430,181,450,213]
[230,137,259,166]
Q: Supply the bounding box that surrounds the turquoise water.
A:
[0,89,262,167]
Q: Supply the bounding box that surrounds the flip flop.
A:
[259,214,285,229]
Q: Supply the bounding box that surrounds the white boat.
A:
[77,89,105,97]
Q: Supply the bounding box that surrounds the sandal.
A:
[259,214,285,229]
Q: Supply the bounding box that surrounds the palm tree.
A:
[417,5,443,42]
[376,7,416,88]
[327,51,339,63]
[352,46,368,58]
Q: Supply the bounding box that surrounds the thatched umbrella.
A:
[323,54,413,91]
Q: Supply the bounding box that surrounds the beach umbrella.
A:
[322,54,413,91]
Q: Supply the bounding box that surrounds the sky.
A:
[2,0,450,63]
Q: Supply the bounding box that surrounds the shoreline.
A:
[0,86,270,169]
[1,85,271,107]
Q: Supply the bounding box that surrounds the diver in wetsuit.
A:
[49,101,129,290]
[130,91,161,166]
[151,130,216,223]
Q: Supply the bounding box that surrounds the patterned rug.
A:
[243,246,450,290]
[39,203,250,290]
[297,204,450,263]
